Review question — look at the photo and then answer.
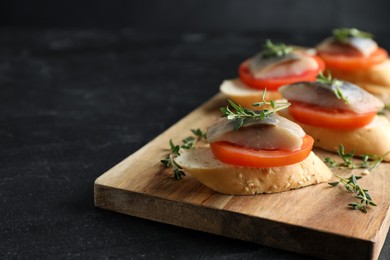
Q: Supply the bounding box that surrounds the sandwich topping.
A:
[207,114,305,151]
[207,98,314,167]
[239,40,325,90]
[317,28,378,57]
[316,28,388,70]
[248,40,318,79]
[279,75,384,114]
[279,74,385,129]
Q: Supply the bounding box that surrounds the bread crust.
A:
[328,59,390,98]
[175,148,332,195]
[219,79,282,108]
[279,110,390,161]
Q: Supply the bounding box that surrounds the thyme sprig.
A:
[316,72,348,104]
[220,90,290,131]
[324,144,388,171]
[161,129,206,180]
[329,174,376,213]
[260,39,293,59]
[333,28,373,43]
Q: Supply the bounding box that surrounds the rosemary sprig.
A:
[329,174,376,213]
[220,90,290,131]
[324,144,388,171]
[260,39,293,59]
[316,72,348,104]
[333,28,373,43]
[161,129,206,180]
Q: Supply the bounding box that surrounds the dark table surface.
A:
[2,28,390,259]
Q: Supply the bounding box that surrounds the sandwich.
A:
[316,28,390,97]
[221,40,325,108]
[279,74,390,161]
[174,100,332,195]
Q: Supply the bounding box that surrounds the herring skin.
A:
[316,36,378,57]
[248,51,318,79]
[206,113,305,151]
[279,81,384,113]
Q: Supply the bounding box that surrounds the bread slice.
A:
[328,59,390,99]
[174,148,332,195]
[279,109,390,161]
[220,79,282,108]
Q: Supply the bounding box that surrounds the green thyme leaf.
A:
[191,128,207,139]
[172,160,186,180]
[161,129,206,180]
[330,174,376,213]
[316,71,333,84]
[160,158,172,168]
[233,118,245,131]
[328,181,340,187]
[324,157,337,168]
[260,39,293,59]
[336,144,355,169]
[369,201,377,206]
[323,145,388,172]
[220,89,290,131]
[334,85,349,104]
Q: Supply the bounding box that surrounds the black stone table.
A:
[1,28,390,259]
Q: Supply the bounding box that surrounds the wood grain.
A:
[94,93,390,260]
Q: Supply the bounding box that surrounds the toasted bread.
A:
[279,109,390,161]
[328,59,390,100]
[175,148,332,195]
[219,79,282,108]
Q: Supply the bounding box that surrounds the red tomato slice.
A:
[210,135,314,168]
[318,47,388,71]
[239,55,325,90]
[288,101,376,129]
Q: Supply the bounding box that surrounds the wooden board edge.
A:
[94,183,375,259]
[373,206,390,259]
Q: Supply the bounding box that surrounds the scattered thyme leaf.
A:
[328,181,340,187]
[329,174,376,213]
[355,151,390,171]
[333,28,373,43]
[172,159,186,180]
[324,144,388,171]
[220,89,290,131]
[324,157,337,168]
[161,129,206,180]
[191,128,207,139]
[337,144,355,168]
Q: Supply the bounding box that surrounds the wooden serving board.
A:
[94,93,390,259]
